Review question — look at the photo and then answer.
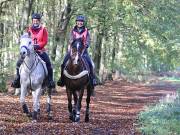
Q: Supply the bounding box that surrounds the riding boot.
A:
[11,68,20,88]
[47,67,55,88]
[57,65,65,87]
[92,73,97,86]
[90,68,97,86]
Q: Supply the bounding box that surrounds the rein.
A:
[65,48,89,79]
[22,52,40,73]
[20,45,40,72]
[21,45,30,56]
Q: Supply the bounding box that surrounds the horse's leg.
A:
[46,88,52,120]
[32,87,42,122]
[73,90,78,106]
[85,86,91,122]
[20,85,31,117]
[37,101,40,115]
[75,88,84,122]
[66,88,73,121]
[72,90,77,117]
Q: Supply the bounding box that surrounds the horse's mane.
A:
[21,32,31,39]
[72,38,83,47]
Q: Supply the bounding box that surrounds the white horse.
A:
[19,32,52,122]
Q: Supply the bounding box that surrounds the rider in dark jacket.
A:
[57,15,97,90]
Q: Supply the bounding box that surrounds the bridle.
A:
[20,44,40,72]
[64,39,89,79]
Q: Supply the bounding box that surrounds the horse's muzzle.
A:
[20,51,26,59]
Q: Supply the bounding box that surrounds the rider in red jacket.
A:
[11,13,55,88]
[28,23,48,52]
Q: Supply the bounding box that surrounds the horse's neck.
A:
[24,52,36,67]
[67,61,83,75]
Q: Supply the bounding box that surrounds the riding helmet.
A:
[32,13,41,20]
[76,15,86,22]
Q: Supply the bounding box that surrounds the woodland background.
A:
[0,0,179,91]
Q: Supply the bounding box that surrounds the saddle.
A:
[81,57,90,74]
[37,55,48,77]
[63,56,90,80]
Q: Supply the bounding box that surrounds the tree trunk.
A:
[19,0,34,33]
[0,23,4,49]
[53,0,72,61]
[111,34,116,72]
[0,1,4,49]
[94,26,103,75]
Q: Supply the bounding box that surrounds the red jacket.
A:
[69,26,90,48]
[72,28,88,46]
[28,26,48,51]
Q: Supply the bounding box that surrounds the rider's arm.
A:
[68,30,74,51]
[38,28,48,49]
[86,30,91,48]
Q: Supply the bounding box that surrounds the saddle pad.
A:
[37,56,48,76]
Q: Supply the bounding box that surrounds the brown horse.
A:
[63,38,93,122]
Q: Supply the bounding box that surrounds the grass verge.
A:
[137,90,180,135]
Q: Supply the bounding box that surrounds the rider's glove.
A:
[34,44,40,50]
[85,44,89,48]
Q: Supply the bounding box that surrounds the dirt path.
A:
[0,79,176,135]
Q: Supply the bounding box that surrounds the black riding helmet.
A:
[76,15,86,22]
[32,13,41,20]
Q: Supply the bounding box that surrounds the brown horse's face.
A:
[70,47,80,65]
[70,38,84,66]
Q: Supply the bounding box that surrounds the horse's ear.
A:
[77,37,83,44]
[41,12,43,18]
[32,10,34,16]
[28,32,31,37]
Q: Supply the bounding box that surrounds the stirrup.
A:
[93,79,97,86]
[57,78,64,87]
[48,80,55,88]
[11,80,20,88]
[91,88,95,97]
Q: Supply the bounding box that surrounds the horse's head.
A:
[70,38,84,65]
[19,33,33,59]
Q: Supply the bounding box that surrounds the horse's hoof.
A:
[69,115,73,121]
[48,116,52,120]
[85,116,89,122]
[72,109,76,115]
[48,113,53,120]
[37,109,40,115]
[32,120,37,123]
[32,111,38,121]
[74,117,80,122]
[27,113,32,118]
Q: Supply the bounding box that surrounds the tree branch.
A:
[0,0,13,5]
[0,0,13,15]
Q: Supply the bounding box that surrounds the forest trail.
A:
[0,79,176,135]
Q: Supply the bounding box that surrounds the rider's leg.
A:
[83,53,97,96]
[11,58,24,88]
[38,52,55,88]
[57,53,70,87]
[84,53,97,86]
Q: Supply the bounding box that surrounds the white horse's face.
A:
[20,33,33,58]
